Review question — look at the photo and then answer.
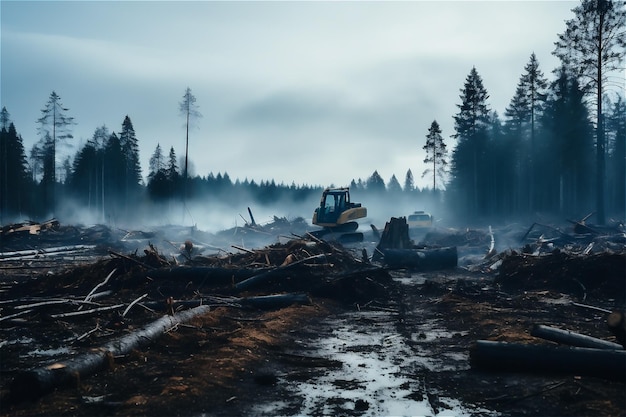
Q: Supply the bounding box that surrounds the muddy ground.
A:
[0,220,625,416]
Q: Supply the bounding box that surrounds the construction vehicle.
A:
[407,210,433,229]
[311,187,367,242]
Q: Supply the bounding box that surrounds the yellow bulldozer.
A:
[311,187,367,242]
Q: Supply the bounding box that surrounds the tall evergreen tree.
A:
[541,67,595,215]
[487,111,513,215]
[553,0,626,224]
[606,94,626,214]
[119,116,142,210]
[167,146,180,199]
[521,54,549,203]
[387,174,402,194]
[0,108,9,220]
[103,132,126,221]
[366,170,386,193]
[40,132,56,211]
[29,143,44,183]
[0,107,10,131]
[179,88,201,206]
[449,67,491,216]
[504,55,548,213]
[0,121,31,220]
[69,140,97,209]
[167,146,179,182]
[148,143,165,180]
[36,91,75,211]
[422,120,448,191]
[403,169,415,193]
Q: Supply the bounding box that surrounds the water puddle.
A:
[251,309,495,416]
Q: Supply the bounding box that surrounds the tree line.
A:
[1,0,624,226]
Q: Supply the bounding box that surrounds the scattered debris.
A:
[0,216,624,416]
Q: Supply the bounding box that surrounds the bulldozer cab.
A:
[319,189,348,224]
[313,187,365,227]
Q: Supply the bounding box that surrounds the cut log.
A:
[380,247,457,270]
[470,340,626,381]
[8,305,211,403]
[531,324,623,350]
[607,311,626,348]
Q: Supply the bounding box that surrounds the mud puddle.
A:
[249,274,497,417]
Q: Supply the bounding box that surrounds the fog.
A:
[36,189,452,240]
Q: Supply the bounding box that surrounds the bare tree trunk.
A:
[8,305,210,403]
[531,324,623,350]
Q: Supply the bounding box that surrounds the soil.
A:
[1,222,625,417]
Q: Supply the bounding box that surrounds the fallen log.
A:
[8,305,211,403]
[0,245,97,260]
[141,293,310,312]
[531,324,623,350]
[470,340,626,381]
[380,247,458,270]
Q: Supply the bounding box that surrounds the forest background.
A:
[1,0,624,231]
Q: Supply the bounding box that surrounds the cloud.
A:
[1,0,578,191]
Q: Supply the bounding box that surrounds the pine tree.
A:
[403,169,415,193]
[0,121,31,220]
[167,146,179,182]
[69,141,97,209]
[504,55,548,213]
[521,54,548,172]
[0,107,10,130]
[541,67,595,215]
[119,116,142,210]
[422,120,448,191]
[148,144,165,180]
[449,67,491,216]
[36,91,75,211]
[179,88,201,207]
[553,0,626,224]
[167,146,180,198]
[366,170,386,193]
[387,174,402,194]
[103,132,125,219]
[606,94,626,214]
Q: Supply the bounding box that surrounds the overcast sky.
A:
[1,0,577,189]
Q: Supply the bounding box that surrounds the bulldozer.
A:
[311,187,367,242]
